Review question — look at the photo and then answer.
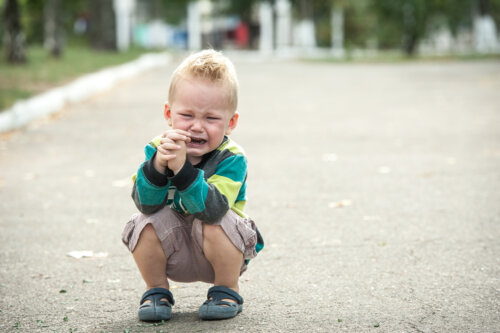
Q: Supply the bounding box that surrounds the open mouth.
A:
[189,137,207,145]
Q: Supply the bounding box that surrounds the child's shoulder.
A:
[217,136,246,157]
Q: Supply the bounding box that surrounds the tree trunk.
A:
[403,33,418,56]
[402,2,418,56]
[44,0,63,58]
[2,0,27,63]
[478,0,490,15]
[299,0,313,20]
[89,0,116,50]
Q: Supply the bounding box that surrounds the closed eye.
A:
[180,113,192,118]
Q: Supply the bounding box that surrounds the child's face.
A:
[165,77,238,164]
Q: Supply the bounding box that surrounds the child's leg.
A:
[132,224,169,291]
[202,224,243,293]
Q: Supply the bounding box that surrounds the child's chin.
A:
[187,148,206,157]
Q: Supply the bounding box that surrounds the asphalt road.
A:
[0,55,499,332]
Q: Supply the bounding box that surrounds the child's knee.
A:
[202,223,225,242]
[138,223,158,244]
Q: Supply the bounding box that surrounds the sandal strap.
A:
[203,299,239,308]
[207,286,243,305]
[140,287,175,306]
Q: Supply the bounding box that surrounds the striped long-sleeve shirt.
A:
[132,135,250,223]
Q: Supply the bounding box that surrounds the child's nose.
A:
[190,119,203,132]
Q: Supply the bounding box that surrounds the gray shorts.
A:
[121,206,258,283]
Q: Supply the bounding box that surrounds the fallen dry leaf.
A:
[329,200,352,208]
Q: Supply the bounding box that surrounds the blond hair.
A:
[168,49,239,112]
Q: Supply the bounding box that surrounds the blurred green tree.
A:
[373,0,429,55]
[89,0,116,50]
[160,0,189,25]
[372,0,500,56]
[2,0,27,63]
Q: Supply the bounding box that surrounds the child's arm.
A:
[170,151,247,223]
[131,130,190,214]
[131,142,169,214]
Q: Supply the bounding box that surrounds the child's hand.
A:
[153,129,191,174]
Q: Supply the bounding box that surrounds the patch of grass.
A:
[0,45,152,111]
[0,89,32,110]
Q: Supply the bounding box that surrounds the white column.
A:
[113,0,135,51]
[275,0,292,51]
[331,7,344,57]
[294,19,316,49]
[474,15,500,53]
[188,1,202,50]
[259,2,274,54]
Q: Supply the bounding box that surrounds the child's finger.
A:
[166,132,190,142]
[161,137,184,147]
[173,129,191,137]
[157,146,178,157]
[163,154,176,160]
[161,129,188,138]
[159,142,181,151]
[157,151,176,161]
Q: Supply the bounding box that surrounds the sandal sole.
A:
[139,307,172,322]
[198,304,242,320]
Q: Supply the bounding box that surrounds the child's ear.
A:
[164,103,173,127]
[225,112,239,135]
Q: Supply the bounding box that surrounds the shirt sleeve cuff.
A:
[169,159,199,191]
[142,152,169,187]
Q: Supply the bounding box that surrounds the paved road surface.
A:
[1,55,499,332]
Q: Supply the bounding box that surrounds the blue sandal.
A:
[198,286,243,320]
[138,287,175,322]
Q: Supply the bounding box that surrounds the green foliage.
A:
[6,0,91,45]
[222,0,258,22]
[344,0,378,49]
[429,0,475,34]
[371,0,500,55]
[19,0,44,44]
[303,0,378,49]
[372,0,429,54]
[489,0,500,26]
[311,0,332,47]
[159,0,189,25]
